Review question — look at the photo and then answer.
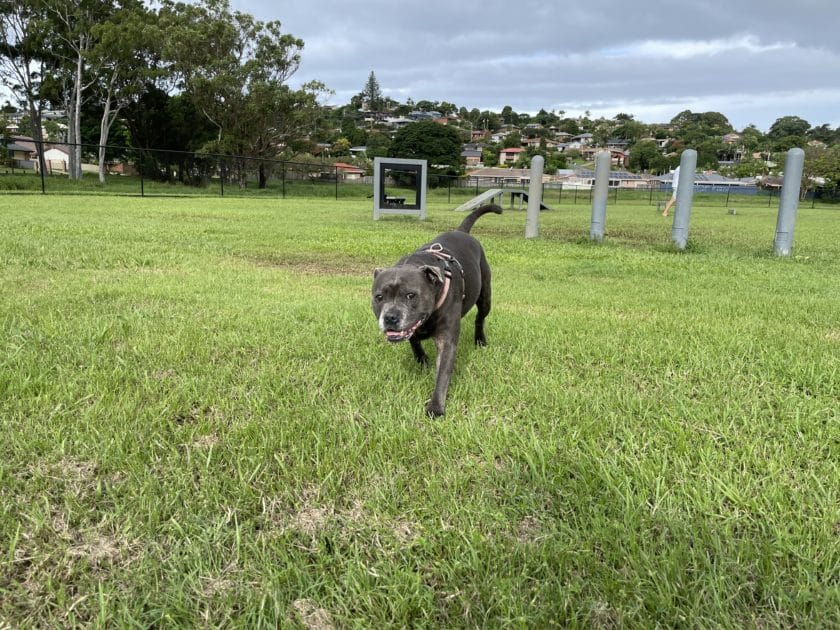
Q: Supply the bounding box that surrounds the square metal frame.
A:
[373,157,427,220]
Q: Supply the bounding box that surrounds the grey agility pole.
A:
[671,149,697,251]
[525,155,544,239]
[773,148,805,257]
[589,151,610,242]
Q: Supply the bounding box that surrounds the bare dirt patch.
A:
[292,598,335,630]
[240,253,370,277]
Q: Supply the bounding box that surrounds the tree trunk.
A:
[26,100,48,177]
[97,74,119,185]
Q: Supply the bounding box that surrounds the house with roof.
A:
[567,133,593,149]
[42,145,70,172]
[461,148,483,168]
[522,137,560,150]
[560,168,655,190]
[656,170,754,192]
[332,162,365,180]
[498,147,525,165]
[6,138,36,168]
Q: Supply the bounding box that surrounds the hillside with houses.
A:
[3,77,838,196]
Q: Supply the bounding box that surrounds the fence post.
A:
[38,138,46,194]
[139,150,145,197]
[220,162,225,197]
[282,161,286,199]
[335,165,339,200]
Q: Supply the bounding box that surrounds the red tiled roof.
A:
[333,162,364,172]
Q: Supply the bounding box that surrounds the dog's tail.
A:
[456,203,502,233]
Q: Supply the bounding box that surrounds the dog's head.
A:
[372,264,444,342]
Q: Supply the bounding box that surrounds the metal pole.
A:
[589,151,610,242]
[38,138,46,194]
[773,148,805,257]
[139,150,145,197]
[671,149,698,251]
[335,165,339,200]
[525,155,544,239]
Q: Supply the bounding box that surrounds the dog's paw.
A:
[425,400,445,417]
[475,335,487,347]
[413,353,429,367]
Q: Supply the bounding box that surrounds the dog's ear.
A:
[419,265,444,285]
[373,268,383,278]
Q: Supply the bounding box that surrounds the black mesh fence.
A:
[2,136,837,208]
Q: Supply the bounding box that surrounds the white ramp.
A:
[453,189,504,212]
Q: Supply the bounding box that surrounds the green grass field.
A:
[1,194,838,627]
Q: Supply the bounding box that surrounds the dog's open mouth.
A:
[385,319,424,342]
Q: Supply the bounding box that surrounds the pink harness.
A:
[424,243,464,310]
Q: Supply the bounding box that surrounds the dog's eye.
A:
[406,292,416,300]
[374,294,383,302]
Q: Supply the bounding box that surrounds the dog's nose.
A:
[383,311,400,328]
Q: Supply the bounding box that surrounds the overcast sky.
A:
[231,0,840,132]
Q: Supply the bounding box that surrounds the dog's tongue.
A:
[385,319,423,342]
[385,329,410,342]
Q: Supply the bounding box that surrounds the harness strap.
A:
[424,242,465,309]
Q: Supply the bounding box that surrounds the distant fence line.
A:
[2,136,837,206]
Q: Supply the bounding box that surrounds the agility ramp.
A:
[453,189,505,212]
[454,188,553,212]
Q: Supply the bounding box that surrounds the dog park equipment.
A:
[589,151,611,242]
[453,188,504,212]
[454,188,552,213]
[671,149,698,251]
[525,155,544,239]
[773,148,805,257]
[373,157,427,220]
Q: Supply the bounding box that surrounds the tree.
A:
[768,116,810,140]
[362,71,382,112]
[45,0,121,180]
[628,140,667,173]
[0,0,50,175]
[500,105,516,125]
[365,132,391,159]
[88,0,158,183]
[810,145,840,191]
[160,0,321,188]
[389,120,462,174]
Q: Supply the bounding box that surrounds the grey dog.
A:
[371,204,502,416]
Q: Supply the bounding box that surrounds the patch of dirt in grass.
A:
[262,485,344,539]
[392,520,420,544]
[826,329,840,343]
[198,561,240,599]
[516,515,544,544]
[240,253,369,277]
[192,433,220,448]
[589,601,620,629]
[261,488,421,552]
[292,599,335,630]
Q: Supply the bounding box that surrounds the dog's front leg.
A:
[426,324,459,417]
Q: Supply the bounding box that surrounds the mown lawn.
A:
[1,195,838,627]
